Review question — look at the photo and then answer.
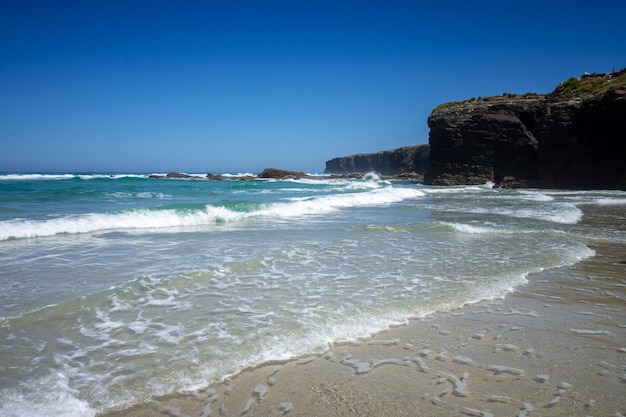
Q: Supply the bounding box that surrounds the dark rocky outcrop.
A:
[325,144,430,176]
[166,172,195,179]
[425,96,545,187]
[149,172,196,179]
[257,168,312,180]
[425,69,626,189]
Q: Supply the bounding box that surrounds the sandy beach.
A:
[104,206,626,417]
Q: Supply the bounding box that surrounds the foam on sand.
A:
[97,235,626,417]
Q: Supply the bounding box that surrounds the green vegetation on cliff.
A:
[434,92,541,111]
[434,98,477,111]
[433,68,626,111]
[553,69,626,96]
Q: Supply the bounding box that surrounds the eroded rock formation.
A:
[425,70,626,189]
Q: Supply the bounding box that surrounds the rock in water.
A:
[257,168,309,179]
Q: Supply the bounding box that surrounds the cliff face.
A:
[425,70,626,189]
[325,144,430,176]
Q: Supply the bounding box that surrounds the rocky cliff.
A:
[425,69,626,189]
[325,144,430,176]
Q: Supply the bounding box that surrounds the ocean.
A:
[0,172,624,416]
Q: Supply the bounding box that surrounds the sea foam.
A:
[0,173,147,181]
[0,373,97,417]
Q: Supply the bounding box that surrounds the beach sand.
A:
[104,206,626,417]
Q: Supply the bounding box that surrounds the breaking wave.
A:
[0,186,424,240]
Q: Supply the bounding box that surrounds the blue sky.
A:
[1,1,625,174]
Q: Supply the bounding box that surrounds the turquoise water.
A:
[1,173,624,416]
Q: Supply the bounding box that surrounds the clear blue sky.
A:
[1,1,625,173]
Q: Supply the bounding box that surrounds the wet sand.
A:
[105,207,626,417]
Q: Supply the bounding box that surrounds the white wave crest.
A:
[444,222,515,235]
[519,191,555,202]
[512,204,583,224]
[0,173,151,181]
[0,372,97,417]
[591,197,626,206]
[456,203,583,225]
[0,173,76,181]
[0,187,425,240]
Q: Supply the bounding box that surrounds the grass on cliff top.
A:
[434,68,626,111]
[553,68,626,96]
[434,92,539,111]
[341,144,428,158]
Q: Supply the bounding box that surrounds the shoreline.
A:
[103,208,626,417]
